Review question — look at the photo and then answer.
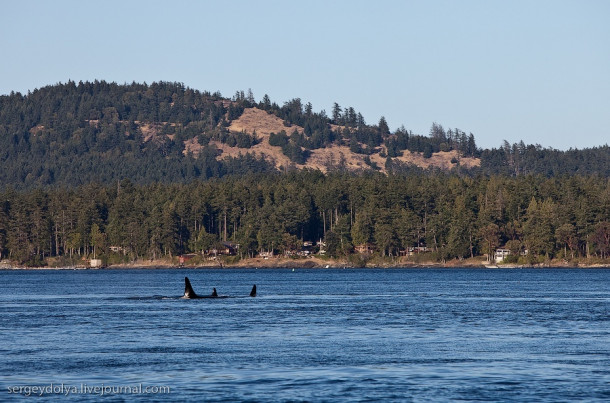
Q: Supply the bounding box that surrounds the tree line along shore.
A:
[2,256,609,270]
[1,172,609,268]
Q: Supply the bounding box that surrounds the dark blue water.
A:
[1,268,609,401]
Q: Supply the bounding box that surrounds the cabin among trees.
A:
[494,248,511,263]
[210,242,238,256]
[355,243,375,255]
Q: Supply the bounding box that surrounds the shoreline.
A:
[2,256,610,270]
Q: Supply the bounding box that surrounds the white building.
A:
[90,259,103,268]
[494,248,511,263]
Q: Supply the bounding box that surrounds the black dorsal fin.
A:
[184,277,198,298]
[211,288,218,297]
[250,284,257,297]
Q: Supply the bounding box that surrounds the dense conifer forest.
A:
[1,81,609,190]
[0,173,609,266]
[0,81,609,265]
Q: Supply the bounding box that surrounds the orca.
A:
[183,276,219,299]
[183,276,204,299]
[183,277,256,299]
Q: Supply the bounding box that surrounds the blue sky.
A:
[1,0,608,150]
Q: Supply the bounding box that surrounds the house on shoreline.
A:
[494,247,528,263]
[355,243,375,255]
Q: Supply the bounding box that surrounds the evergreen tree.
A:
[555,223,577,259]
[524,198,556,258]
[378,116,390,135]
[332,102,342,123]
[351,211,374,247]
[479,223,500,262]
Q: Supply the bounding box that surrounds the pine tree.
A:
[378,116,390,135]
[332,102,342,124]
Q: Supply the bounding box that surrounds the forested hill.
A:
[1,81,609,189]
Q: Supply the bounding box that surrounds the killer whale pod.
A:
[183,277,256,299]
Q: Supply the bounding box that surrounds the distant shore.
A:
[2,256,610,270]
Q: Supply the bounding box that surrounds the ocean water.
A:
[1,268,609,401]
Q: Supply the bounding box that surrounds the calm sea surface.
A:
[1,268,609,401]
